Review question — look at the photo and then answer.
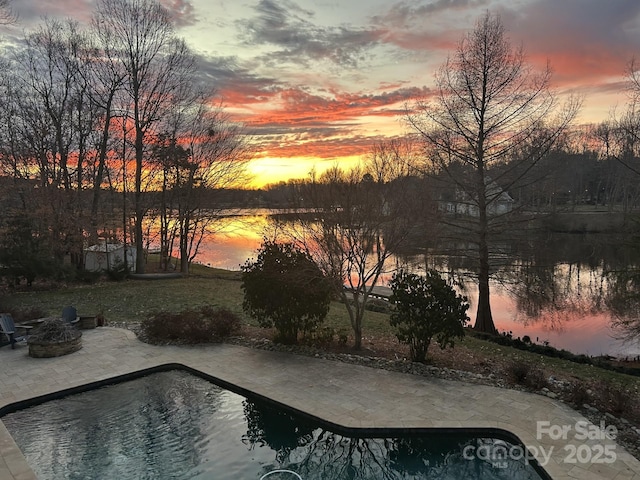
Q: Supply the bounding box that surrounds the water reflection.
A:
[242,399,545,480]
[192,212,640,357]
[3,371,229,480]
[606,270,640,342]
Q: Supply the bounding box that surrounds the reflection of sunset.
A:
[194,215,270,269]
[466,284,640,357]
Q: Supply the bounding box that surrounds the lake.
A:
[187,211,640,358]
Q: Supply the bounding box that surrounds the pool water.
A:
[1,370,549,479]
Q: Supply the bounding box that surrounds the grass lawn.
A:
[0,264,392,335]
[2,267,638,389]
[3,275,244,322]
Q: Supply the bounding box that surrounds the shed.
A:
[84,243,136,272]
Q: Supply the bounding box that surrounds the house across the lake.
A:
[438,179,514,217]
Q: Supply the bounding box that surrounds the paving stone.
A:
[0,327,639,479]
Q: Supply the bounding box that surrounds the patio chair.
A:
[61,306,80,326]
[0,313,33,349]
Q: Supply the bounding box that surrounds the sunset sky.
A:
[3,0,640,186]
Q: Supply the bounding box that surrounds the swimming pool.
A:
[1,368,550,479]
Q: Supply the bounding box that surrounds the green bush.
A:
[364,298,393,313]
[389,270,469,363]
[303,326,336,347]
[106,262,129,281]
[241,241,333,344]
[139,306,241,344]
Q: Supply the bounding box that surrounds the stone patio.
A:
[1,327,639,480]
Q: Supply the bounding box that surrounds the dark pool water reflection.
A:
[2,370,548,479]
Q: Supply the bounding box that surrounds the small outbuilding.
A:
[84,243,136,273]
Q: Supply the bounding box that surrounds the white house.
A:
[84,242,136,272]
[438,179,514,217]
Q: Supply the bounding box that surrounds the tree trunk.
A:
[353,321,362,349]
[134,127,145,274]
[473,163,497,334]
[474,205,497,334]
[180,221,189,275]
[475,261,496,333]
[341,290,363,349]
[353,301,365,350]
[90,97,114,238]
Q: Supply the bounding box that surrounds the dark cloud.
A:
[371,0,640,89]
[10,0,93,25]
[238,85,428,130]
[497,0,640,85]
[11,0,197,30]
[252,132,390,161]
[159,0,197,27]
[195,54,285,105]
[372,0,489,28]
[366,0,492,59]
[236,0,385,68]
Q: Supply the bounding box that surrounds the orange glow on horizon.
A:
[247,155,363,188]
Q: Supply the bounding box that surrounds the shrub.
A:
[598,381,635,417]
[389,270,469,363]
[197,306,241,339]
[74,269,102,284]
[106,262,128,281]
[364,298,392,313]
[241,241,333,344]
[506,360,548,390]
[139,306,241,344]
[303,326,336,347]
[567,381,590,406]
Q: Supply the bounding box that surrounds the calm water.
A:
[178,212,640,357]
[2,370,548,480]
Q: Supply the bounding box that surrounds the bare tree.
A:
[592,60,640,182]
[175,99,250,274]
[407,12,579,334]
[281,139,428,349]
[629,57,640,101]
[151,87,251,275]
[591,117,640,212]
[5,19,100,265]
[93,0,196,273]
[589,58,640,212]
[599,58,640,341]
[17,19,87,190]
[81,26,128,239]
